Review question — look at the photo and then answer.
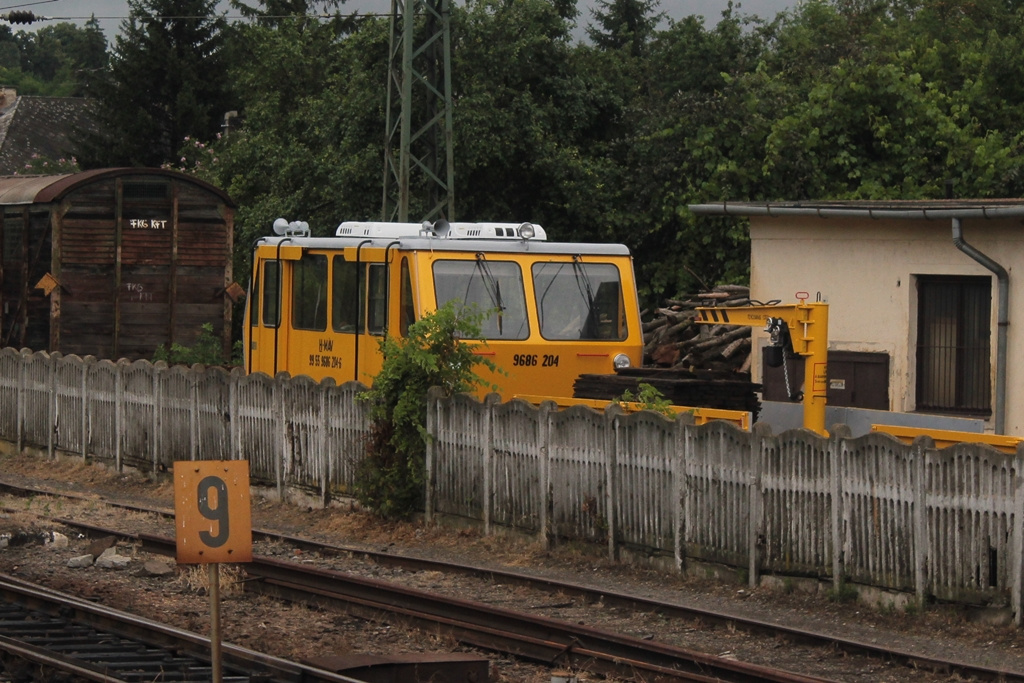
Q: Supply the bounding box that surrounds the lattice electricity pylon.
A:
[381,0,455,223]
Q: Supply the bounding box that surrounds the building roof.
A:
[0,96,98,175]
[689,200,1024,221]
[0,168,236,207]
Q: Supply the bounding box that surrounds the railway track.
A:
[2,478,1023,682]
[0,572,363,682]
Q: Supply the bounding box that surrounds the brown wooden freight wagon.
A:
[0,168,238,360]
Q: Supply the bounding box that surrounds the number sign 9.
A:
[197,476,230,547]
[174,461,253,564]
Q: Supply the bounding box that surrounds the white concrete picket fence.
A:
[3,348,1021,620]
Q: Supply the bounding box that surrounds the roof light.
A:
[519,222,536,240]
[271,218,310,237]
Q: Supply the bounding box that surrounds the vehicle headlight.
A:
[613,353,631,369]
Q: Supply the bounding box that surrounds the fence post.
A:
[604,405,622,563]
[912,435,932,607]
[189,367,199,461]
[482,394,501,535]
[673,417,686,573]
[80,356,90,461]
[16,350,26,453]
[47,352,56,459]
[424,386,443,524]
[538,401,552,550]
[1014,443,1024,626]
[275,375,286,499]
[830,424,851,590]
[152,362,162,474]
[749,422,772,588]
[114,360,125,472]
[318,381,329,507]
[229,369,239,461]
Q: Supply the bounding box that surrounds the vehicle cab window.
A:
[533,261,626,341]
[261,261,280,327]
[292,254,327,331]
[432,259,529,340]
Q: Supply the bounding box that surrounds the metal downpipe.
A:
[952,218,1008,434]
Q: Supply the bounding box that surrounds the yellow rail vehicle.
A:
[244,220,645,399]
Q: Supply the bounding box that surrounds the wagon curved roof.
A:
[0,168,236,207]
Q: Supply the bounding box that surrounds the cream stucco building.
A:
[689,200,1024,436]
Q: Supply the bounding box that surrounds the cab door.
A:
[246,256,285,377]
[283,252,332,379]
[276,251,384,385]
[330,254,388,385]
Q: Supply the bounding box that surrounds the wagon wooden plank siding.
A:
[0,169,237,360]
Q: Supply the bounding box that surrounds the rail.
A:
[0,573,362,682]
[7,485,1013,683]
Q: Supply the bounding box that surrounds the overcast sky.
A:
[13,0,794,41]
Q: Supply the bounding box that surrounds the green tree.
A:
[757,0,1024,200]
[184,9,385,280]
[79,0,231,167]
[605,7,773,302]
[17,20,107,94]
[356,303,497,518]
[452,0,626,239]
[0,25,18,70]
[231,0,347,27]
[186,0,1024,313]
[587,0,663,57]
[763,59,1024,200]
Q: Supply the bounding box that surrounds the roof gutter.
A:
[689,203,1024,221]
[951,218,1008,434]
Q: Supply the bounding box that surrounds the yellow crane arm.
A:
[695,301,829,436]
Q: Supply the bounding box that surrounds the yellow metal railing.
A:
[870,424,1023,453]
[515,395,751,430]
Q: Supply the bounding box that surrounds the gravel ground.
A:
[0,452,1023,682]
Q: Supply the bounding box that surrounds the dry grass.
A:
[177,564,247,596]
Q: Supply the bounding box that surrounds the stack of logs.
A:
[642,284,753,375]
[572,285,761,418]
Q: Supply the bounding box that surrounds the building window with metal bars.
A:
[915,275,992,415]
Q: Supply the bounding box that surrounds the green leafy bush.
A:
[356,303,497,519]
[153,323,239,366]
[612,382,676,418]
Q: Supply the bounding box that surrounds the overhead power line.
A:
[0,0,59,9]
[4,12,392,22]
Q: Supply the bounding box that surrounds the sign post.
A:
[174,461,253,683]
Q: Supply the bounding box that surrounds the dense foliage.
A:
[0,19,107,95]
[17,0,1024,304]
[79,0,232,167]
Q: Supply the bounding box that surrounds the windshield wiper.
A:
[474,253,504,334]
[572,255,597,337]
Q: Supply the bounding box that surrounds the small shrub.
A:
[355,302,497,519]
[154,323,239,366]
[613,382,676,418]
